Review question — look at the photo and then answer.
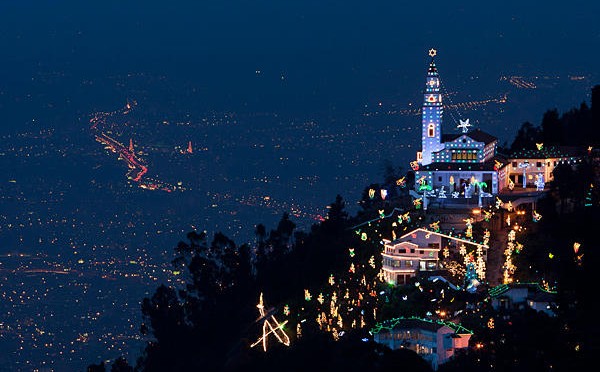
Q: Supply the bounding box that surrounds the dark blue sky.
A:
[1,1,598,117]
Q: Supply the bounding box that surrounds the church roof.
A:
[442,129,497,145]
[418,160,497,171]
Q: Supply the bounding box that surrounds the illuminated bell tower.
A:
[420,48,444,166]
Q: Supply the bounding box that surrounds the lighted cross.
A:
[457,119,472,133]
[251,293,290,352]
[429,48,437,57]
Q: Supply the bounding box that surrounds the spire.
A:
[427,48,438,75]
[129,138,134,153]
[187,140,193,154]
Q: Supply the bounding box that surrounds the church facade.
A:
[414,50,500,198]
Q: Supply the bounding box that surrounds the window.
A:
[536,162,542,167]
[398,248,406,254]
[419,250,424,254]
[451,150,477,161]
[410,249,415,253]
[428,123,435,137]
[438,176,442,182]
[512,162,517,167]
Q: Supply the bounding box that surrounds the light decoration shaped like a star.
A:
[536,143,544,150]
[429,48,437,57]
[457,119,472,133]
[251,293,290,352]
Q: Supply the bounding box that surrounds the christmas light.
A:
[380,189,388,200]
[368,189,375,199]
[369,256,376,269]
[251,293,290,352]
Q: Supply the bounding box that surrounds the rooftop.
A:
[371,316,473,335]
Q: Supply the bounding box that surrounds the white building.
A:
[382,228,488,286]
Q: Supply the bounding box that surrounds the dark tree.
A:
[87,361,106,372]
[510,121,541,152]
[136,231,258,371]
[541,109,562,145]
[110,356,133,372]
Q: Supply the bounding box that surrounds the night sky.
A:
[2,1,599,117]
[0,1,598,370]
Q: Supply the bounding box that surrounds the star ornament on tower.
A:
[429,48,437,57]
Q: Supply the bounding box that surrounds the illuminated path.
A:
[89,102,177,192]
[94,133,148,182]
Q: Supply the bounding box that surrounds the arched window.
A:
[428,123,435,137]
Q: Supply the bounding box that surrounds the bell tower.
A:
[420,48,444,166]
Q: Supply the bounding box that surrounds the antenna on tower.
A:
[129,138,134,152]
[187,141,193,154]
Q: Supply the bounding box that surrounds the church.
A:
[413,49,500,199]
